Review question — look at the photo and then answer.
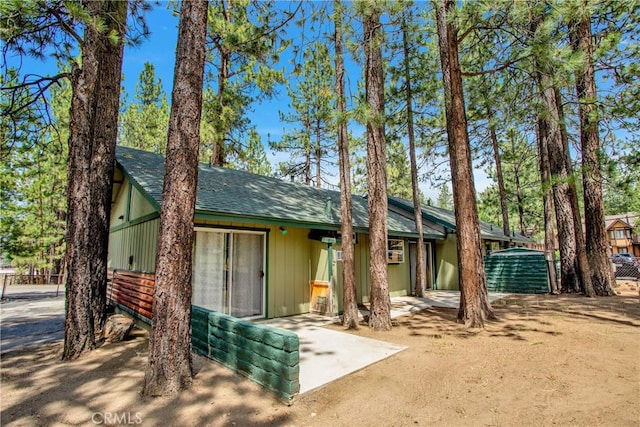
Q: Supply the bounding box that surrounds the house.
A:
[388,196,531,290]
[108,146,528,319]
[606,213,640,256]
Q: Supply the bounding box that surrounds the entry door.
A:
[192,230,265,318]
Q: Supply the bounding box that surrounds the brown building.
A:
[606,212,640,256]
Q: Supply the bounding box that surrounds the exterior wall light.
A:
[280,227,288,236]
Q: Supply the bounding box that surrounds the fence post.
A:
[1,275,6,299]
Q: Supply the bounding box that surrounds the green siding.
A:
[485,249,549,294]
[310,240,329,282]
[108,179,159,272]
[110,178,129,227]
[388,258,410,297]
[129,185,155,220]
[352,234,410,303]
[435,235,459,290]
[108,219,159,272]
[333,244,343,313]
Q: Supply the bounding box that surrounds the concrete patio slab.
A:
[262,291,509,397]
[389,290,509,313]
[262,314,407,395]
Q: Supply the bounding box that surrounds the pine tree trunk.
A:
[335,0,359,330]
[569,11,615,296]
[304,130,312,186]
[142,0,208,397]
[539,81,581,293]
[401,14,425,297]
[555,87,595,297]
[63,0,103,360]
[89,0,127,338]
[514,167,527,236]
[529,7,593,297]
[536,119,559,293]
[210,1,232,167]
[363,5,392,331]
[436,0,495,327]
[315,126,322,188]
[487,107,510,245]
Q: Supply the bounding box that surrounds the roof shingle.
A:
[116,146,446,239]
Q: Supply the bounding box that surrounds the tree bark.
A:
[89,0,128,338]
[510,136,527,237]
[436,0,495,327]
[142,0,208,397]
[304,127,312,186]
[539,80,580,293]
[335,0,359,330]
[210,0,232,167]
[363,4,392,331]
[315,125,322,188]
[401,14,426,297]
[63,2,100,359]
[569,10,615,296]
[64,0,124,360]
[487,106,510,245]
[536,119,559,293]
[555,87,595,297]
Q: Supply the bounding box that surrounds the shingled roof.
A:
[388,195,531,244]
[115,146,446,239]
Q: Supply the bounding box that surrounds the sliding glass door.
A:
[193,229,265,318]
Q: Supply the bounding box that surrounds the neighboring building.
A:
[606,213,640,256]
[108,146,529,319]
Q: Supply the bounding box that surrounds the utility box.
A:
[484,248,549,294]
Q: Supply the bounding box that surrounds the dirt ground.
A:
[2,281,638,427]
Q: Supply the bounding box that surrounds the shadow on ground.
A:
[0,330,292,426]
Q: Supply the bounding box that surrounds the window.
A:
[387,239,404,264]
[616,230,625,239]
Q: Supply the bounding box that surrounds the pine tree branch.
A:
[47,7,83,47]
[1,73,70,117]
[461,55,531,77]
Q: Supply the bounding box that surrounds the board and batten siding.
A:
[108,219,159,272]
[435,234,459,290]
[351,234,411,304]
[111,178,156,227]
[109,177,159,273]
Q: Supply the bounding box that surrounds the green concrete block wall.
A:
[485,249,549,294]
[191,306,300,401]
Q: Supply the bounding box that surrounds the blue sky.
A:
[5,2,489,201]
[119,3,469,200]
